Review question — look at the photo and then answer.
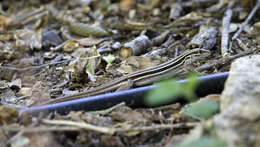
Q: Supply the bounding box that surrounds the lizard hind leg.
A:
[115,80,134,92]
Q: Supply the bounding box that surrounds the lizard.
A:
[38,48,210,105]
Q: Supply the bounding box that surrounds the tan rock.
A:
[214,55,260,147]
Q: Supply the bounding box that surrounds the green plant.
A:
[177,136,228,147]
[145,73,199,106]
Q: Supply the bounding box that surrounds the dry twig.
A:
[2,122,197,137]
[1,126,80,132]
[195,50,254,72]
[232,0,260,41]
[89,102,126,115]
[221,9,232,57]
[0,59,74,71]
[116,122,198,133]
[51,40,70,51]
[42,119,115,135]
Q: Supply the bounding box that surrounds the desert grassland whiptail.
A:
[38,48,211,106]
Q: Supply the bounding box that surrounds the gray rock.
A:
[43,30,63,48]
[188,25,218,50]
[214,55,260,147]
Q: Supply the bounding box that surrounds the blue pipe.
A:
[20,72,229,115]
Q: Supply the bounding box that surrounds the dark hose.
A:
[20,72,229,115]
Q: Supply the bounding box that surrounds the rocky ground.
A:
[0,0,260,146]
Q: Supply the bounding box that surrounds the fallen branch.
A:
[89,102,126,115]
[3,121,197,135]
[42,119,115,135]
[115,122,198,133]
[221,8,232,57]
[195,50,254,72]
[0,59,74,71]
[231,0,260,41]
[1,126,80,132]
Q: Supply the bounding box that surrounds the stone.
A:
[214,55,260,147]
[43,30,63,48]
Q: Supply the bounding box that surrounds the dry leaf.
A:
[117,56,158,74]
[31,81,50,106]
[15,29,43,51]
[0,105,19,125]
[111,108,148,125]
[77,37,103,46]
[63,41,80,53]
[20,87,32,97]
[69,47,101,82]
[119,0,136,11]
[0,15,11,30]
[10,135,30,147]
[85,46,101,82]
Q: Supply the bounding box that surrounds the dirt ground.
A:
[0,0,259,146]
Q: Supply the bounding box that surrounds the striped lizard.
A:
[38,48,210,105]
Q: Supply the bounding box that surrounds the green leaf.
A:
[103,54,116,64]
[85,46,100,82]
[145,80,183,106]
[145,73,200,106]
[177,136,227,147]
[183,73,199,102]
[70,23,110,37]
[181,99,220,120]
